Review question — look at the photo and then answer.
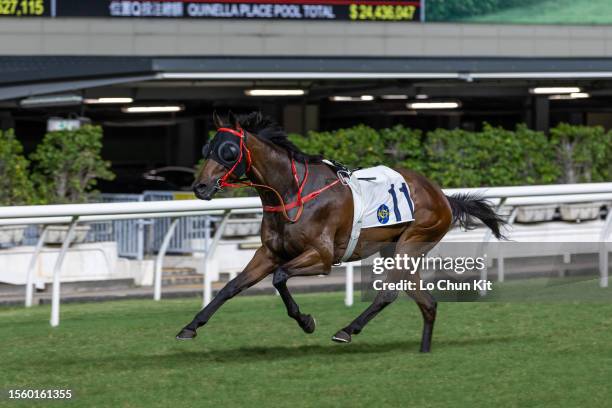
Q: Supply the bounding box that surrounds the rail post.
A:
[154,217,179,301]
[497,207,518,283]
[25,225,48,307]
[50,217,79,327]
[345,262,354,307]
[203,210,231,307]
[599,208,612,287]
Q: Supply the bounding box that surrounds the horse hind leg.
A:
[331,288,399,343]
[331,245,398,342]
[404,271,437,352]
[332,237,442,351]
[394,239,443,352]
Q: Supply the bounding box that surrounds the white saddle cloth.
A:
[341,165,415,261]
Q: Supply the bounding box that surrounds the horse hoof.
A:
[176,328,197,340]
[331,330,351,343]
[300,314,316,334]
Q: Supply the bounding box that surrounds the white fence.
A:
[1,183,612,327]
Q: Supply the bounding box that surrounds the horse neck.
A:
[245,134,303,205]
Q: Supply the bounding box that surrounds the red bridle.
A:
[213,127,340,223]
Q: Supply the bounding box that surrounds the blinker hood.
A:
[202,130,248,177]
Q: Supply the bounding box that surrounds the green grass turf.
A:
[461,0,612,24]
[2,292,612,407]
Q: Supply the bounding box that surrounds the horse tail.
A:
[445,193,507,240]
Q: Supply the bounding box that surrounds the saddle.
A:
[322,159,375,184]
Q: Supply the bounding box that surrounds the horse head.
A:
[193,111,251,200]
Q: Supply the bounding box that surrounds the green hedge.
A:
[550,123,612,183]
[290,124,424,171]
[425,124,560,187]
[426,0,545,21]
[289,123,611,188]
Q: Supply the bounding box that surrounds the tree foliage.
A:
[0,129,34,206]
[30,125,115,204]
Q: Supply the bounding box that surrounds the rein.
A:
[214,127,341,223]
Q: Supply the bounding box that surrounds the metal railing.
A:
[10,191,234,259]
[99,193,146,259]
[143,191,212,255]
[1,183,612,327]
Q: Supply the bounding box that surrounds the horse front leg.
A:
[273,248,332,334]
[176,246,277,340]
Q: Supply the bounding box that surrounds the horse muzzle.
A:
[193,182,219,201]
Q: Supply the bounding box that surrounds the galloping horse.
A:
[176,112,505,352]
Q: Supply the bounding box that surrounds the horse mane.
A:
[236,112,322,163]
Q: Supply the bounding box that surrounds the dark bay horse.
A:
[176,112,505,352]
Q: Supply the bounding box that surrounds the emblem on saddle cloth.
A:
[376,204,390,224]
[340,165,415,262]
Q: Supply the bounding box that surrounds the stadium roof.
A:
[3,56,612,101]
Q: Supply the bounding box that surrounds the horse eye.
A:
[219,143,239,162]
[202,143,211,158]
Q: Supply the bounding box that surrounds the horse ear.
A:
[212,111,224,129]
[228,110,240,130]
